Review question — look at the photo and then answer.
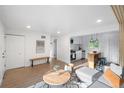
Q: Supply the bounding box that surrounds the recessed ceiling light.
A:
[96,19,102,23]
[26,25,31,29]
[57,31,60,34]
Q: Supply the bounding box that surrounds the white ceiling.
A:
[0,5,118,36]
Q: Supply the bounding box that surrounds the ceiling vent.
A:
[41,35,46,39]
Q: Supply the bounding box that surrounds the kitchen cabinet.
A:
[76,50,82,60]
[73,37,82,44]
[71,50,85,62]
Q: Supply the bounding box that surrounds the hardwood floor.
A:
[1,59,87,88]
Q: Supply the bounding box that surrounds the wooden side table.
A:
[88,52,101,69]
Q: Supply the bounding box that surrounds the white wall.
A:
[5,25,119,66]
[49,36,58,59]
[5,30,51,66]
[70,44,82,51]
[70,24,118,37]
[0,22,4,36]
[57,35,70,63]
[0,21,5,85]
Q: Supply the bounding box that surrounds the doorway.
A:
[54,39,57,59]
[6,35,25,70]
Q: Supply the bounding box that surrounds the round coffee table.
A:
[43,69,70,87]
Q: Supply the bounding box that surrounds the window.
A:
[36,40,45,53]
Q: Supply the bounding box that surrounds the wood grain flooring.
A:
[1,59,87,88]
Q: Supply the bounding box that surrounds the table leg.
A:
[47,58,49,63]
[31,60,33,67]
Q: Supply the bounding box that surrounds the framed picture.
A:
[36,40,45,53]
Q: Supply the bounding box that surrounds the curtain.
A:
[111,5,124,67]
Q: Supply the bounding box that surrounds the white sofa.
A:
[75,67,101,84]
[75,63,124,88]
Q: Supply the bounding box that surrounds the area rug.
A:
[27,69,104,88]
[28,81,92,88]
[28,77,92,88]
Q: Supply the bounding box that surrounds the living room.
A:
[0,4,124,89]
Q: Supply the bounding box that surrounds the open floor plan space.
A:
[0,5,124,88]
[1,59,87,88]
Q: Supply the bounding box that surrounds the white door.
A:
[6,35,25,70]
[0,35,5,84]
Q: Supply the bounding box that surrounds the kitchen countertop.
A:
[70,50,85,52]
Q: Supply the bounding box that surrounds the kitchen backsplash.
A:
[70,44,83,51]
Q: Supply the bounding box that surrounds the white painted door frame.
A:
[5,34,25,70]
[0,35,5,85]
